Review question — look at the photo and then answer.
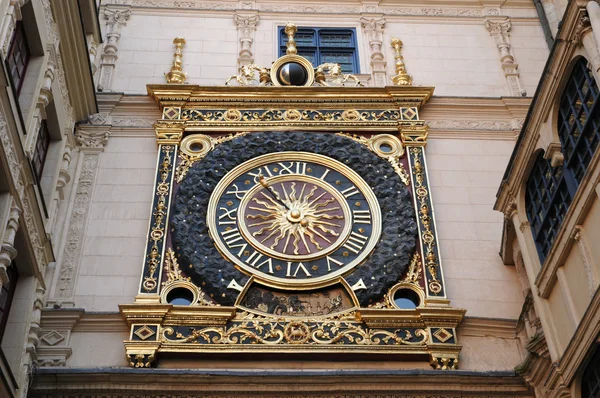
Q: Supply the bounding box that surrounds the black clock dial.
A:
[171,132,417,306]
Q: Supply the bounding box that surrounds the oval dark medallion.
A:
[277,62,308,86]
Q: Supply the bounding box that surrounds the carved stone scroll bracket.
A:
[360,16,387,87]
[0,199,21,290]
[485,17,527,97]
[234,12,259,68]
[36,308,85,367]
[48,126,109,306]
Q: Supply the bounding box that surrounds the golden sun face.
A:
[240,175,351,261]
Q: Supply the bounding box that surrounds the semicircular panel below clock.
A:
[170,132,418,307]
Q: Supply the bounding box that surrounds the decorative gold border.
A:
[207,152,382,289]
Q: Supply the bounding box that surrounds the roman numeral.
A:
[352,210,371,224]
[319,168,331,180]
[225,184,249,200]
[341,186,360,198]
[248,166,273,180]
[218,207,238,225]
[326,256,344,271]
[245,251,274,274]
[343,231,369,254]
[285,261,311,277]
[221,228,247,256]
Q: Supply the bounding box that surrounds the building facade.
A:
[0,0,596,397]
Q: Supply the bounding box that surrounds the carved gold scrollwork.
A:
[410,147,442,295]
[161,314,429,346]
[143,146,174,292]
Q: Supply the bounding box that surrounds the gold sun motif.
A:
[246,180,345,256]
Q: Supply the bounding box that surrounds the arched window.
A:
[525,153,573,262]
[558,58,600,185]
[582,345,600,398]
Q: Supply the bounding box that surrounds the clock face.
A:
[171,132,417,307]
[207,152,381,288]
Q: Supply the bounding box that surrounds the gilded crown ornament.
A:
[391,37,412,86]
[165,37,187,84]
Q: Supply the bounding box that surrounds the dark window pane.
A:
[558,58,600,187]
[33,120,50,181]
[583,346,600,398]
[6,21,30,95]
[525,153,573,263]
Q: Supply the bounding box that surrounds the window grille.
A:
[7,21,30,95]
[279,27,359,74]
[558,58,600,185]
[525,153,573,262]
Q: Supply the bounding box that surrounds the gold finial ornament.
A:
[391,37,412,86]
[284,22,298,55]
[165,37,187,84]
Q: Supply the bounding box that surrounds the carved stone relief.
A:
[0,0,21,58]
[97,6,131,91]
[52,128,109,303]
[360,17,387,87]
[485,18,527,97]
[234,12,259,68]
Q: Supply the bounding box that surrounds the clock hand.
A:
[258,175,291,210]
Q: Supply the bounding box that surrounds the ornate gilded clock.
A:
[170,131,418,307]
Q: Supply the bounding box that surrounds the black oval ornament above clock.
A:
[170,132,418,306]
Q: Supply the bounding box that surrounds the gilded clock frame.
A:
[207,151,382,289]
[121,84,465,371]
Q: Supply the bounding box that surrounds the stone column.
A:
[0,197,20,290]
[574,10,600,85]
[360,16,387,86]
[586,1,600,55]
[48,126,109,307]
[97,6,131,92]
[506,203,559,361]
[25,60,55,155]
[19,281,45,398]
[485,17,527,97]
[234,12,259,68]
[87,33,99,77]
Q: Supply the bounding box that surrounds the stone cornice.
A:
[458,316,517,340]
[100,0,539,21]
[99,93,527,139]
[31,367,533,397]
